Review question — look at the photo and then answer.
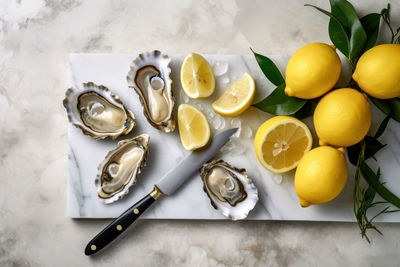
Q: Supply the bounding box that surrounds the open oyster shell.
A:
[95,134,149,204]
[200,159,258,220]
[63,82,135,139]
[126,50,175,132]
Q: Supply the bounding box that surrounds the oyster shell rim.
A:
[200,159,259,220]
[63,81,136,140]
[126,50,176,133]
[95,134,150,204]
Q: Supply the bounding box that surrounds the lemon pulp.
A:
[254,116,312,173]
[212,72,255,117]
[180,53,215,99]
[178,104,211,151]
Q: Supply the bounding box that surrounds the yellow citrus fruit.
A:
[285,42,341,99]
[254,116,313,174]
[180,53,215,99]
[178,104,210,151]
[212,72,255,117]
[313,88,371,147]
[353,44,400,99]
[295,146,348,207]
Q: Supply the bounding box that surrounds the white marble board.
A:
[67,53,400,222]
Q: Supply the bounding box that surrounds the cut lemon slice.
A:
[254,116,312,174]
[180,53,215,99]
[212,72,255,117]
[178,104,211,151]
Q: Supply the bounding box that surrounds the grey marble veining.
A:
[68,53,400,223]
[67,53,274,219]
[1,0,400,266]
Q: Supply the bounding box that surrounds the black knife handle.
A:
[85,185,164,256]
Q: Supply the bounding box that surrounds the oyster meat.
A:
[63,82,135,139]
[127,50,175,132]
[200,159,258,220]
[95,134,149,204]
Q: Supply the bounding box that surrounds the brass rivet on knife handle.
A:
[150,185,164,200]
[133,208,139,214]
[84,129,237,256]
[85,192,157,256]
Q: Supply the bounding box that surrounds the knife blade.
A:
[85,128,238,256]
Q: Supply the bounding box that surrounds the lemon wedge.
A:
[254,116,312,174]
[212,72,255,117]
[180,53,215,99]
[178,104,211,151]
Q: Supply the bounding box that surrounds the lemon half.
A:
[212,72,255,117]
[178,104,211,151]
[254,116,313,174]
[180,53,215,99]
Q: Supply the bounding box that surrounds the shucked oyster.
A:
[200,159,258,220]
[63,82,135,139]
[95,134,149,204]
[126,50,175,132]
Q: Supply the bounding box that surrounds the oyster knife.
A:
[85,128,238,256]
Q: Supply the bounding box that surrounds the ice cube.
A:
[213,61,229,76]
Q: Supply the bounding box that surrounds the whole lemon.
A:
[295,146,348,207]
[313,88,371,147]
[353,44,400,99]
[285,43,341,99]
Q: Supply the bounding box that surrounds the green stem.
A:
[381,12,395,43]
[348,58,357,72]
[354,142,365,240]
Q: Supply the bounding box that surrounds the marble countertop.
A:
[1,0,400,266]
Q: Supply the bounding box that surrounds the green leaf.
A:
[329,0,367,59]
[347,114,389,167]
[251,49,285,86]
[370,97,400,122]
[294,99,319,119]
[356,114,391,163]
[357,184,377,222]
[328,19,350,56]
[329,0,355,27]
[374,113,391,139]
[360,13,381,51]
[252,84,307,115]
[359,158,400,208]
[306,4,350,56]
[347,137,386,166]
[364,136,386,160]
[347,144,362,166]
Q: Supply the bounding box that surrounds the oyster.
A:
[200,159,258,220]
[63,82,135,139]
[95,134,149,204]
[126,50,175,132]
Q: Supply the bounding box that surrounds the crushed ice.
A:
[213,61,229,76]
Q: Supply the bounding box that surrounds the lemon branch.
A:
[350,112,400,242]
[381,4,395,44]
